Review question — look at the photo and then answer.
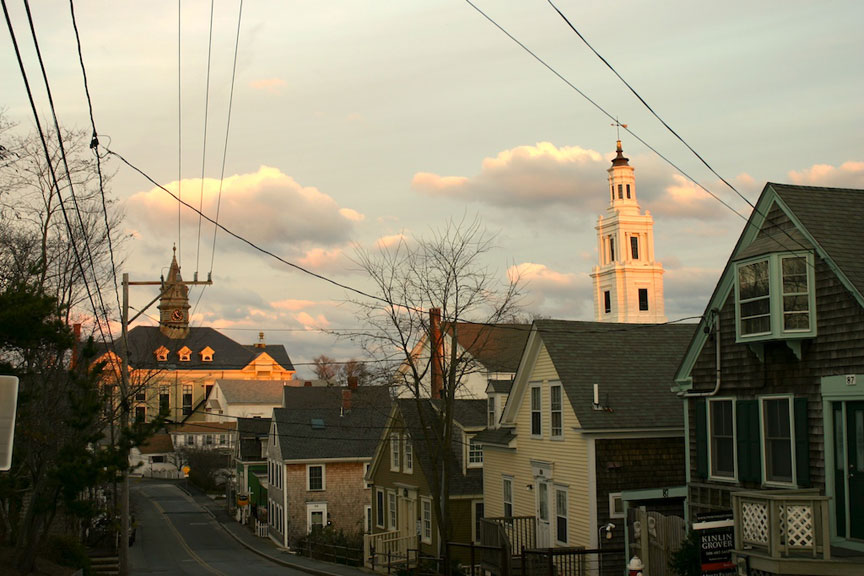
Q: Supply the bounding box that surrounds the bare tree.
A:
[311,354,339,382]
[350,216,521,561]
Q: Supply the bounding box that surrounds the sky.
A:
[2,1,863,378]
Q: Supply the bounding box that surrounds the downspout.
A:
[680,309,722,398]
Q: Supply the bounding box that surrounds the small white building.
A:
[205,379,288,421]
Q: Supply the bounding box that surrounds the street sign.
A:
[0,376,19,471]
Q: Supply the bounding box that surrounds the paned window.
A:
[182,385,193,416]
[308,464,325,491]
[763,397,794,484]
[609,236,616,262]
[630,236,639,260]
[550,385,562,438]
[421,498,433,543]
[626,184,631,199]
[555,488,568,544]
[488,396,496,427]
[390,433,400,471]
[709,399,735,479]
[503,477,513,518]
[531,386,542,436]
[376,489,385,528]
[468,438,483,466]
[609,493,624,519]
[638,288,649,311]
[739,260,771,335]
[782,256,810,330]
[135,405,146,422]
[617,184,623,200]
[388,491,397,530]
[404,440,413,474]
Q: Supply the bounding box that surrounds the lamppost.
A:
[598,523,615,576]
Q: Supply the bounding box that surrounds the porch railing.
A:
[731,489,830,560]
[364,530,417,570]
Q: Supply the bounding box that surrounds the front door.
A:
[399,491,416,539]
[536,480,551,547]
[847,402,864,539]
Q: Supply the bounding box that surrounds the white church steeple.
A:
[590,141,666,323]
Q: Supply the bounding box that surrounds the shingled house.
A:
[478,320,695,575]
[674,183,864,574]
[231,417,271,528]
[266,383,391,549]
[364,398,487,570]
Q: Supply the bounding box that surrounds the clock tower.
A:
[157,248,191,338]
[590,141,666,323]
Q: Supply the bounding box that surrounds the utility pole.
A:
[118,271,210,575]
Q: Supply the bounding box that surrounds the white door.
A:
[306,502,327,533]
[536,480,551,547]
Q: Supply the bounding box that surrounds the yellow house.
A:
[96,252,295,424]
[477,319,694,569]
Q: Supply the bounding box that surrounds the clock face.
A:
[171,309,184,322]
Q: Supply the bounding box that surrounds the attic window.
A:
[200,346,214,362]
[178,346,192,362]
[311,418,325,430]
[155,346,169,362]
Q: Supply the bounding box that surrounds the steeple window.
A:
[617,184,623,200]
[610,185,614,202]
[609,236,616,262]
[630,236,639,260]
[604,291,611,314]
[639,289,649,311]
[626,184,631,199]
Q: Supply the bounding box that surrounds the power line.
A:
[177,0,182,267]
[68,0,122,331]
[195,0,215,277]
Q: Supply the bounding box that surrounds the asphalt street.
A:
[130,481,305,576]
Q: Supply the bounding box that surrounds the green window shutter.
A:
[795,397,810,487]
[694,399,708,479]
[737,400,761,483]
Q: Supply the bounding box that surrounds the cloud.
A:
[788,161,864,188]
[297,247,350,274]
[250,77,287,94]
[647,174,734,220]
[375,233,407,248]
[508,262,592,319]
[127,166,362,252]
[271,299,318,311]
[412,142,607,213]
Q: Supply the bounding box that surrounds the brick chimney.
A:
[429,308,444,399]
[347,376,358,390]
[341,388,352,414]
[304,380,312,387]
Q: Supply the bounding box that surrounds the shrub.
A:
[44,534,91,572]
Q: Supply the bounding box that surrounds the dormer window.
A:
[178,346,192,362]
[155,346,169,362]
[200,346,214,362]
[735,252,816,342]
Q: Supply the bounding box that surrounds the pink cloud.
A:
[250,77,287,94]
[787,161,864,188]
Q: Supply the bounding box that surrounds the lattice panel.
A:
[783,504,814,549]
[741,501,769,545]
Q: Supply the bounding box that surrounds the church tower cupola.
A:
[590,141,666,323]
[157,247,191,338]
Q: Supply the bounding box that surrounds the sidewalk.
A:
[182,486,371,576]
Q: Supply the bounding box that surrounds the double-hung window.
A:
[404,439,413,474]
[762,397,794,484]
[555,487,568,544]
[550,385,563,438]
[307,464,325,491]
[735,252,816,341]
[468,438,483,466]
[421,498,433,543]
[390,433,400,471]
[530,386,542,436]
[376,489,385,528]
[503,477,513,518]
[387,490,397,530]
[488,396,496,427]
[709,399,735,479]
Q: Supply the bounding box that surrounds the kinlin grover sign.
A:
[692,513,735,576]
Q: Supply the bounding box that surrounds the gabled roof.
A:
[448,323,531,373]
[121,326,295,371]
[237,416,272,437]
[217,379,286,405]
[674,183,864,385]
[509,320,695,430]
[272,386,391,461]
[396,398,484,496]
[139,433,174,454]
[168,421,237,434]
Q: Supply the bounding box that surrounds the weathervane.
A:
[611,118,628,140]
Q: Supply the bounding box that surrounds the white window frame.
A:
[376,488,385,528]
[735,252,817,342]
[307,464,326,491]
[554,486,568,545]
[364,462,372,488]
[468,437,483,468]
[708,397,737,481]
[387,490,398,530]
[421,497,433,544]
[306,502,327,533]
[365,505,372,534]
[488,396,496,428]
[503,476,513,518]
[390,433,400,472]
[550,384,563,439]
[530,385,542,437]
[608,492,624,520]
[760,395,796,487]
[404,438,413,474]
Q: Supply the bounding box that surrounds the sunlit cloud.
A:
[127,166,359,251]
[296,311,330,330]
[298,247,349,274]
[250,77,287,94]
[375,233,407,248]
[787,161,864,188]
[271,299,318,311]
